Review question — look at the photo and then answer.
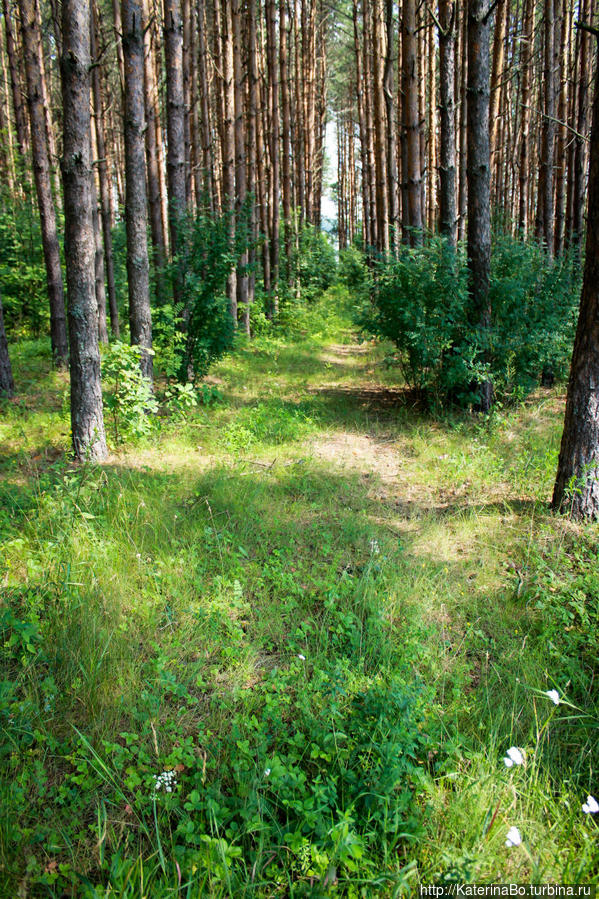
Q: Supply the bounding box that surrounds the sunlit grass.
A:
[1,291,598,894]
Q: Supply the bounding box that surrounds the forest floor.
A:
[1,289,598,896]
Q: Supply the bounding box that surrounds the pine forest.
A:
[1,0,599,893]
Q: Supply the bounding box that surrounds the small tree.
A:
[552,27,599,518]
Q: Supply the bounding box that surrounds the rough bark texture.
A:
[18,0,69,366]
[123,0,153,381]
[232,0,249,330]
[163,0,187,255]
[60,0,107,462]
[91,0,119,336]
[552,34,599,519]
[467,0,493,411]
[2,0,29,159]
[0,288,14,397]
[438,0,457,247]
[518,0,534,235]
[401,0,423,245]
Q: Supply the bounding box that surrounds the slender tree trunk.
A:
[280,0,292,280]
[572,0,592,257]
[553,0,569,256]
[91,0,120,336]
[537,0,556,255]
[518,0,533,235]
[401,0,423,244]
[141,0,167,276]
[458,1,468,241]
[267,0,280,313]
[91,171,109,343]
[2,0,29,161]
[163,0,187,258]
[18,0,68,366]
[467,0,493,411]
[384,0,398,250]
[60,0,107,462]
[220,0,237,320]
[0,288,14,397]
[372,0,389,253]
[123,0,153,380]
[438,0,457,247]
[232,0,248,331]
[552,31,599,518]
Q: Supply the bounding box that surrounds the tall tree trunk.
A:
[0,288,14,397]
[18,0,68,366]
[518,0,533,235]
[467,0,493,411]
[352,0,371,250]
[163,0,187,258]
[401,0,423,245]
[280,0,292,280]
[123,0,153,381]
[141,0,167,274]
[438,0,457,247]
[372,0,389,253]
[552,30,599,518]
[2,0,29,161]
[553,0,569,257]
[267,0,280,313]
[384,0,398,249]
[91,0,120,337]
[91,171,109,343]
[537,0,556,255]
[232,0,248,331]
[220,0,237,321]
[572,0,592,257]
[458,1,468,241]
[60,0,107,462]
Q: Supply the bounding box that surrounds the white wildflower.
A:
[545,689,560,705]
[505,826,522,848]
[154,770,178,793]
[503,747,524,768]
[264,768,271,777]
[298,654,306,661]
[369,539,380,555]
[582,795,599,815]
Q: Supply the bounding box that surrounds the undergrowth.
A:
[1,291,598,896]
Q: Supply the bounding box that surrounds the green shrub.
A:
[357,236,579,407]
[101,341,158,443]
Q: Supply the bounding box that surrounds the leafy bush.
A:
[156,205,251,380]
[357,236,579,407]
[0,194,53,338]
[101,341,158,443]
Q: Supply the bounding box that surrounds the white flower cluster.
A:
[153,770,177,793]
[582,795,599,815]
[503,746,524,768]
[505,826,522,848]
[369,539,380,555]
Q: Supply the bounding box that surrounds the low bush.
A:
[356,236,579,408]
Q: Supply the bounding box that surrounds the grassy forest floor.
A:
[1,289,598,896]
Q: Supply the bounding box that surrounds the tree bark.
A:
[438,0,457,247]
[401,0,423,245]
[232,0,248,331]
[60,0,107,462]
[123,0,153,381]
[163,0,187,257]
[18,0,69,366]
[552,32,599,519]
[467,0,493,411]
[2,0,29,161]
[91,0,120,337]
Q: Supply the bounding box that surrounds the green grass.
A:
[1,288,598,896]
